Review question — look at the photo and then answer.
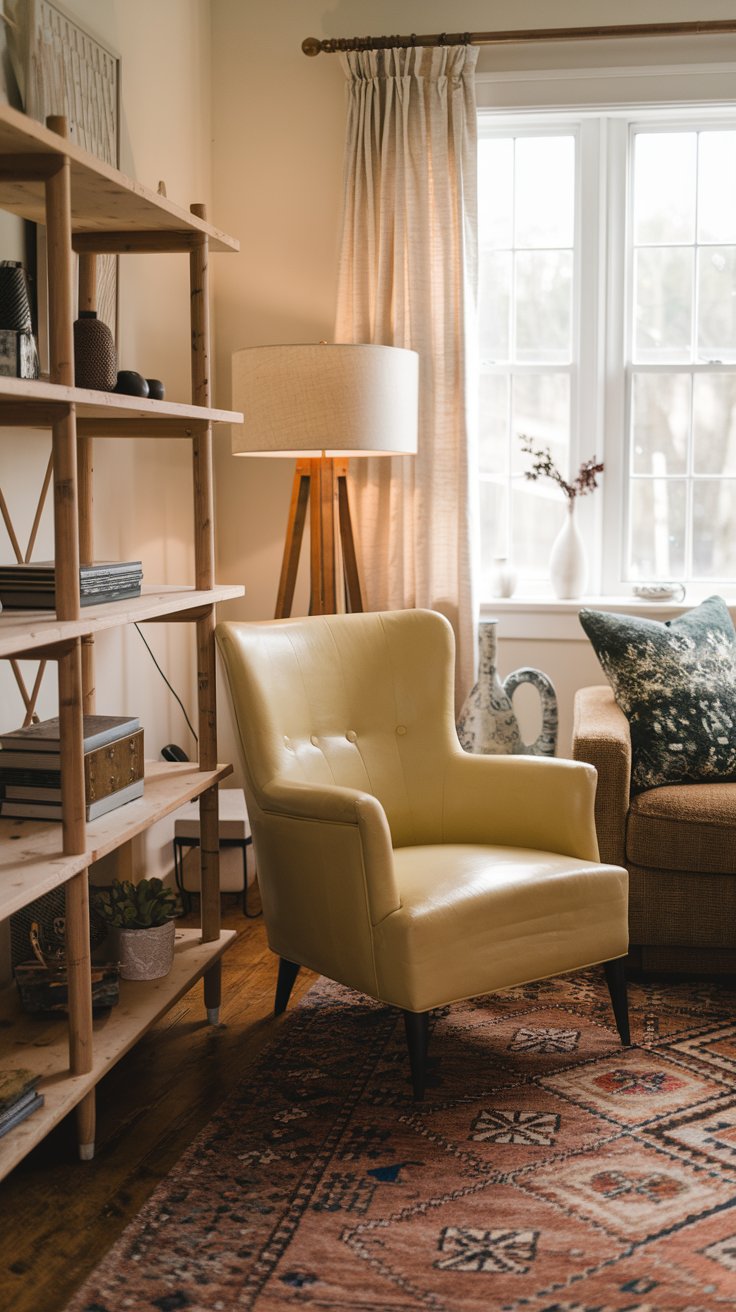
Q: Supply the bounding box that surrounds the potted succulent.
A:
[92,878,180,981]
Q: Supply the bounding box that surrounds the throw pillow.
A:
[579,595,736,792]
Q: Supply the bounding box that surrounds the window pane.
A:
[698,131,736,244]
[479,374,508,475]
[633,132,696,244]
[479,479,508,575]
[515,136,574,249]
[512,374,570,475]
[693,374,736,474]
[631,373,690,475]
[634,247,693,361]
[693,479,736,576]
[479,250,511,361]
[511,483,561,576]
[629,479,687,579]
[515,250,572,361]
[478,137,514,248]
[697,247,736,363]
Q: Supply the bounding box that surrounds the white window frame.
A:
[476,55,736,630]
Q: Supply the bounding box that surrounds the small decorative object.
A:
[632,582,686,602]
[0,260,32,329]
[520,435,604,600]
[0,328,40,379]
[457,619,558,756]
[13,918,120,1014]
[490,556,517,598]
[0,261,40,380]
[146,377,165,400]
[73,310,117,390]
[92,877,180,980]
[114,369,149,397]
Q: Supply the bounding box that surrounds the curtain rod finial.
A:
[302,36,322,56]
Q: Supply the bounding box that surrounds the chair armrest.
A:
[260,778,399,926]
[440,751,602,861]
[572,685,631,868]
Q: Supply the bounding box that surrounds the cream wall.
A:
[210,0,736,765]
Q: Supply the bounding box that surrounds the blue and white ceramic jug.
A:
[456,619,558,756]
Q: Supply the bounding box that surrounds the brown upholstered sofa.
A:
[573,685,736,974]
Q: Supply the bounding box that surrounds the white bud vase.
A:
[549,500,587,599]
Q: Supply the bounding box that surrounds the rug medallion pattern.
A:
[66,971,736,1311]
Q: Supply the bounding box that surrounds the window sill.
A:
[480,594,736,641]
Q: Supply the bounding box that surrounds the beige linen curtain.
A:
[334,45,479,706]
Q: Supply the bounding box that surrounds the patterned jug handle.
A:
[502,667,558,757]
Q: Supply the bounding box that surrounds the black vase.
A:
[73,311,117,391]
[0,261,32,331]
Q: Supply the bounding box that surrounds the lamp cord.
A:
[134,623,198,744]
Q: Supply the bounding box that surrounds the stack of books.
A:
[0,714,144,822]
[0,1068,44,1140]
[0,560,143,609]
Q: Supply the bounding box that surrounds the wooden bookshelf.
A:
[0,106,244,1166]
[0,928,236,1182]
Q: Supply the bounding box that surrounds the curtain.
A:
[334,44,479,708]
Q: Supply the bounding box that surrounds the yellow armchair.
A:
[216,609,629,1098]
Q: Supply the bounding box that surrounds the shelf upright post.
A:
[45,115,95,1159]
[189,202,221,1024]
[77,252,97,714]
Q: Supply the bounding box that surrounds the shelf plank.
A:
[0,375,241,426]
[0,105,238,252]
[0,584,244,658]
[0,927,236,1180]
[0,762,233,920]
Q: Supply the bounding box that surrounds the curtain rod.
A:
[302,20,736,57]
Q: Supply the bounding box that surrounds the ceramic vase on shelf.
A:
[456,619,558,757]
[73,310,117,391]
[549,498,587,599]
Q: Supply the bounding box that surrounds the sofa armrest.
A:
[572,685,631,868]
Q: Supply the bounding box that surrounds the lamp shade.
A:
[231,342,419,457]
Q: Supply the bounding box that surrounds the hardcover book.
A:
[0,714,140,755]
[0,776,145,822]
[0,1088,44,1138]
[0,1067,39,1112]
[0,728,144,800]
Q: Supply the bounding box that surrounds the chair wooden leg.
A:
[274,958,300,1015]
[603,957,631,1046]
[403,1010,430,1101]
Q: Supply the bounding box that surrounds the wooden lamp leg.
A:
[274,457,365,617]
[336,461,365,613]
[275,461,310,619]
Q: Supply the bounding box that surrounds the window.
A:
[477,106,736,598]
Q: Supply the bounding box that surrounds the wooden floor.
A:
[0,893,316,1312]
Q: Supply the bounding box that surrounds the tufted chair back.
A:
[216,608,460,849]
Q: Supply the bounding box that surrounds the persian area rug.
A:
[67,970,736,1312]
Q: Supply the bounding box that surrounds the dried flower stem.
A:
[519,434,604,501]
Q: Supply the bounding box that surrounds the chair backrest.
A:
[216,608,460,847]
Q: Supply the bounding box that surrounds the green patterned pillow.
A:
[579,595,736,792]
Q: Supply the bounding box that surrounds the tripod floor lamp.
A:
[232,343,419,618]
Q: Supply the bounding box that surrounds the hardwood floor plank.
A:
[0,896,316,1312]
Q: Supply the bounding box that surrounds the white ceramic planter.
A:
[114,918,176,981]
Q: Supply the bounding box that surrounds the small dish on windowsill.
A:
[632,582,686,602]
